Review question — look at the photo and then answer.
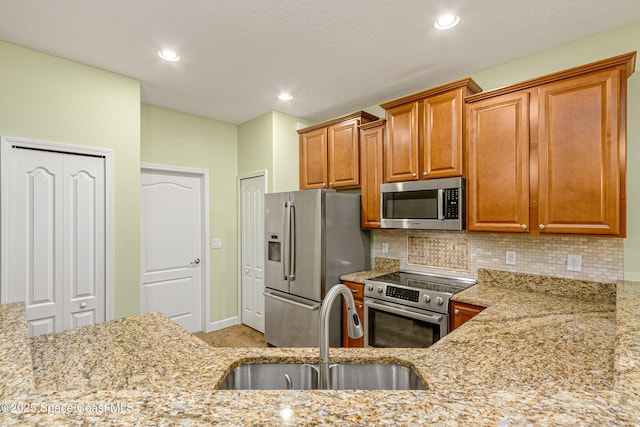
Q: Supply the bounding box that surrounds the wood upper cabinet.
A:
[383,102,419,182]
[299,128,328,189]
[342,281,365,348]
[381,78,482,183]
[467,91,531,233]
[359,120,385,229]
[450,301,484,332]
[536,69,623,235]
[298,111,378,190]
[466,52,635,237]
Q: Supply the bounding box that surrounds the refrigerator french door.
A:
[264,189,370,347]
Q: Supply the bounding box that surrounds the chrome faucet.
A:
[319,283,363,389]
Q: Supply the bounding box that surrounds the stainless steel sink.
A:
[218,363,317,390]
[217,362,426,390]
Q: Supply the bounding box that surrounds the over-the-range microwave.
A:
[380,177,465,230]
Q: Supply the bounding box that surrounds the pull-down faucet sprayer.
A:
[319,284,363,389]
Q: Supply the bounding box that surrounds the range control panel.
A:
[386,286,419,303]
[444,188,459,219]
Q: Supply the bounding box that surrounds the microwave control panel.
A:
[444,189,459,219]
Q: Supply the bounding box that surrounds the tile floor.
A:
[195,324,268,348]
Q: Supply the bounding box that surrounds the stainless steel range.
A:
[363,271,475,348]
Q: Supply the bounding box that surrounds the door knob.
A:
[193,258,201,264]
[80,302,87,309]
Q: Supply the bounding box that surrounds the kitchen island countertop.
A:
[1,268,639,425]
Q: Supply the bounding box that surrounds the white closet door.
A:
[240,175,265,332]
[63,154,106,330]
[8,148,105,336]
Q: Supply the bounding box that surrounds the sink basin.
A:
[218,362,426,390]
[218,363,317,390]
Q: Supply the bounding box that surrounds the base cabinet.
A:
[342,281,365,347]
[450,301,484,332]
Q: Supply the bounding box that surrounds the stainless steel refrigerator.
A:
[264,189,370,347]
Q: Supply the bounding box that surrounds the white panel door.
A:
[240,175,265,332]
[140,172,202,332]
[7,147,105,336]
[64,154,106,330]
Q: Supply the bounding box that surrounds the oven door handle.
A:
[364,298,445,324]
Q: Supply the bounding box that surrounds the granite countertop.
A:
[340,256,400,284]
[1,268,639,425]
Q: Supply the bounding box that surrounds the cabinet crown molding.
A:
[466,51,636,103]
[297,111,379,134]
[358,119,386,130]
[380,77,482,109]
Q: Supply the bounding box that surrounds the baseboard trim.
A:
[206,316,239,333]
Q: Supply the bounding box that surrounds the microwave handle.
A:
[438,189,445,220]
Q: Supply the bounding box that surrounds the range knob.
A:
[367,283,373,292]
[436,296,444,306]
[423,295,431,303]
[377,285,384,294]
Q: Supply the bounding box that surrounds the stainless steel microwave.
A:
[380,177,465,230]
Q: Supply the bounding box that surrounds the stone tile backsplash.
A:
[374,229,623,282]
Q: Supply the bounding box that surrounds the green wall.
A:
[467,21,640,281]
[237,111,273,188]
[238,110,306,193]
[140,104,238,322]
[272,111,303,192]
[0,40,141,318]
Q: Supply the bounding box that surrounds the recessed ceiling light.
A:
[278,93,293,101]
[158,49,180,61]
[434,14,460,30]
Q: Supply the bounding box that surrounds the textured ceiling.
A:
[1,1,639,124]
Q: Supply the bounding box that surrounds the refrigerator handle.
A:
[289,203,296,280]
[283,201,291,280]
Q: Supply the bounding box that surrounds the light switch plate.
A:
[211,238,222,249]
[505,250,517,265]
[567,254,582,271]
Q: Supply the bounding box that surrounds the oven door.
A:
[364,298,448,348]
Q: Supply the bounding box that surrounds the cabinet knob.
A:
[329,182,333,187]
[357,304,363,310]
[538,224,545,230]
[422,172,427,177]
[454,309,459,315]
[323,183,327,188]
[412,173,417,177]
[351,289,359,294]
[521,224,527,230]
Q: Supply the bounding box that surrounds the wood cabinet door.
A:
[421,88,464,178]
[466,91,531,233]
[360,124,384,229]
[536,68,622,235]
[328,119,359,188]
[342,281,365,348]
[450,301,484,331]
[384,102,419,182]
[299,128,328,189]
